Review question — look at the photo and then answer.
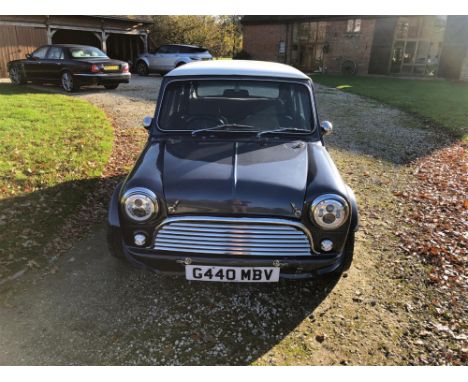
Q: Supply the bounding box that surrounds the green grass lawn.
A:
[312,75,468,140]
[0,84,113,277]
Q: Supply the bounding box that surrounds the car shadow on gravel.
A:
[0,187,341,365]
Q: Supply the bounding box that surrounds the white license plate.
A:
[185,265,280,283]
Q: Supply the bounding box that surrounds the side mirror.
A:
[320,120,333,135]
[143,116,153,130]
[25,53,31,59]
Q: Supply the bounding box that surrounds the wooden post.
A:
[102,31,108,53]
[47,27,57,44]
[129,35,134,64]
[139,34,148,54]
[94,31,108,52]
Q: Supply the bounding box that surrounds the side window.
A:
[167,46,180,54]
[46,47,64,60]
[158,46,169,54]
[180,46,193,54]
[31,46,49,59]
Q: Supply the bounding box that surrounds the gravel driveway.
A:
[73,76,161,129]
[0,76,451,365]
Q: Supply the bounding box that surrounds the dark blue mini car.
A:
[107,60,359,282]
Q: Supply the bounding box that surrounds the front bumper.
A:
[75,72,131,85]
[107,184,347,280]
[123,244,345,279]
[108,224,345,280]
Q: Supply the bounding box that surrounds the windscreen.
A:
[69,47,108,58]
[158,80,313,132]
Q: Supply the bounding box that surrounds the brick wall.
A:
[242,19,376,74]
[242,23,287,62]
[323,19,376,75]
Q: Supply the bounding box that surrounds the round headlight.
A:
[122,188,158,222]
[310,194,348,230]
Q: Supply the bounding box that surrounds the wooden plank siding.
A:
[0,25,47,77]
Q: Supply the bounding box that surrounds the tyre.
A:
[61,71,79,92]
[104,84,119,90]
[136,61,149,76]
[9,65,26,85]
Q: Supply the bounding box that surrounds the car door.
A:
[149,45,176,71]
[164,45,181,70]
[23,46,50,81]
[43,46,65,82]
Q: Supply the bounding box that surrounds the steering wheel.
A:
[185,115,225,129]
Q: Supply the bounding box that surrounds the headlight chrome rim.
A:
[310,194,349,230]
[121,187,158,222]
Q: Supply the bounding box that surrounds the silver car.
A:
[135,44,212,76]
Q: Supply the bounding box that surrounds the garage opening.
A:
[52,29,101,48]
[106,34,145,66]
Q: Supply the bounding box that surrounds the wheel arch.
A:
[137,57,150,67]
[345,185,359,232]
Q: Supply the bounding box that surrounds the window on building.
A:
[347,18,361,33]
[290,21,327,71]
[278,41,286,55]
[391,16,447,76]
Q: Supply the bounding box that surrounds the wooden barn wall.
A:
[0,25,47,77]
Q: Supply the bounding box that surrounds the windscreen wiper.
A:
[256,127,313,137]
[191,123,256,136]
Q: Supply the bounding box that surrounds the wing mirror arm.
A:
[320,120,333,136]
[143,116,153,130]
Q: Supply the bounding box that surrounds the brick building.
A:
[241,15,468,80]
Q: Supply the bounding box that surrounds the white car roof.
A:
[166,60,310,80]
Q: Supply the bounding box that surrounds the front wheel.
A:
[61,71,79,92]
[104,84,119,90]
[9,65,26,85]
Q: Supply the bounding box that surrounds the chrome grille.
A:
[154,217,312,256]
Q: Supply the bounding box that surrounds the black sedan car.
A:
[8,44,130,92]
[107,60,359,282]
